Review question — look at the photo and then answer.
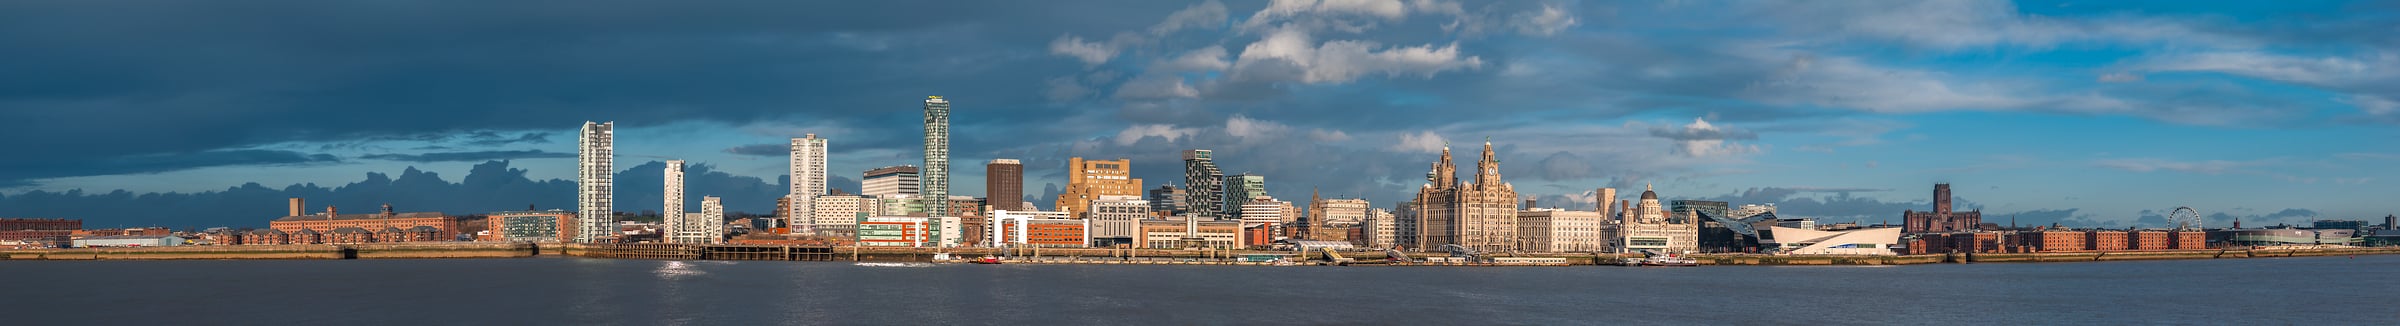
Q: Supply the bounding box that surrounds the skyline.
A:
[4,1,2398,229]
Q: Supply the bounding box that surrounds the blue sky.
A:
[2,0,2396,228]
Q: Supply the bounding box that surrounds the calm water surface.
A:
[4,255,2396,325]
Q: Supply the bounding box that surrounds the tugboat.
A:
[970,256,1004,264]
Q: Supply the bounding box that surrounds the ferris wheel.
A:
[2166,207,2203,231]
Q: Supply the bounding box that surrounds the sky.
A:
[2,0,2397,229]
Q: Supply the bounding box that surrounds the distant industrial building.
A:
[1056,157,1143,218]
[1903,183,1982,233]
[73,235,185,248]
[861,165,922,197]
[0,218,80,248]
[272,201,467,241]
[986,159,1024,211]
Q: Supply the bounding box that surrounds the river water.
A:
[4,255,2395,325]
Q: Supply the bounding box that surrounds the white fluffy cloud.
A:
[1049,35,1120,65]
[1114,124,1200,146]
[1652,117,1760,158]
[1391,130,1447,153]
[1231,28,1483,83]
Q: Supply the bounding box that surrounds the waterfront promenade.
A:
[7,243,2399,266]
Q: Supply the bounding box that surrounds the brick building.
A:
[2170,231,2206,249]
[271,203,466,241]
[2086,230,2129,251]
[0,218,78,248]
[2129,230,2169,250]
[2019,230,2086,252]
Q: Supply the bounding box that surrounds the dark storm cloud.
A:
[0,1,1188,182]
[0,149,339,187]
[359,150,574,163]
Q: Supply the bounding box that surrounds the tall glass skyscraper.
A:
[1182,150,1225,220]
[922,96,951,216]
[1223,174,1266,221]
[577,121,614,243]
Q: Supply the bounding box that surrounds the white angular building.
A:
[663,160,685,243]
[788,134,828,233]
[577,121,615,243]
[1760,226,1899,255]
[1085,196,1151,244]
[1518,209,1603,252]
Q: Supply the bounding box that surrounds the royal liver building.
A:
[1413,141,1520,252]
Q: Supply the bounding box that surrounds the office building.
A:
[1393,201,1419,249]
[922,96,952,216]
[856,216,963,247]
[1055,157,1144,218]
[485,210,576,243]
[1147,185,1186,216]
[1361,208,1396,248]
[1671,200,1728,225]
[986,159,1024,211]
[1903,183,1983,233]
[1594,188,1616,216]
[1182,150,1228,220]
[1304,191,1368,241]
[810,194,870,230]
[990,210,1084,248]
[1086,196,1151,246]
[789,134,829,233]
[1518,209,1603,252]
[1601,185,1697,253]
[861,165,921,197]
[663,160,686,243]
[1137,217,1246,249]
[1222,174,1267,221]
[577,121,615,243]
[1412,141,1522,252]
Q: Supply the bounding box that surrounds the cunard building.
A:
[1413,141,1520,252]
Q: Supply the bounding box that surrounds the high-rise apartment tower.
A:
[577,121,615,243]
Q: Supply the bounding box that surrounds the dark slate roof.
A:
[293,228,320,235]
[330,227,372,234]
[273,212,450,222]
[407,226,441,232]
[248,229,287,235]
[378,227,406,233]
